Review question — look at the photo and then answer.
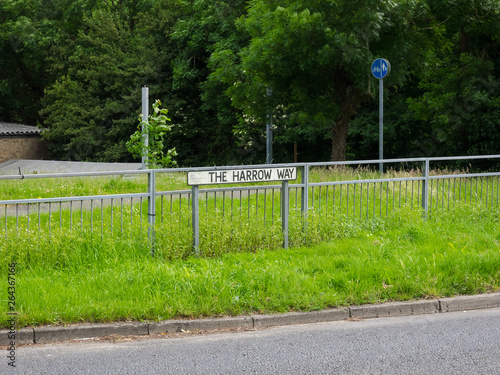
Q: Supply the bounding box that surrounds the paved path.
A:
[0,160,142,175]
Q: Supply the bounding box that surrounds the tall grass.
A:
[1,203,499,328]
[1,173,500,259]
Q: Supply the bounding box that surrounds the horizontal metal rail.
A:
[0,169,149,180]
[306,154,500,167]
[307,176,425,187]
[0,193,149,206]
[429,172,500,180]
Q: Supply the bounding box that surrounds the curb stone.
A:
[253,308,349,328]
[0,328,34,346]
[149,316,253,334]
[1,293,499,346]
[439,293,500,312]
[349,300,439,319]
[34,322,149,344]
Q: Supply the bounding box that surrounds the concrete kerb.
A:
[349,300,440,319]
[34,322,149,344]
[0,328,34,346]
[1,293,499,345]
[439,293,500,312]
[253,308,349,328]
[149,316,253,334]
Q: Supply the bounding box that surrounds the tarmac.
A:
[2,293,499,346]
[0,159,142,175]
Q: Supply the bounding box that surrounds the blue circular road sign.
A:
[371,58,391,79]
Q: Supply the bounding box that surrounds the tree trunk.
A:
[329,81,369,161]
[460,29,470,53]
[330,117,350,161]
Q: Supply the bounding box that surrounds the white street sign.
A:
[188,167,297,186]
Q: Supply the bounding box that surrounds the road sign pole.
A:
[371,58,390,175]
[379,78,383,174]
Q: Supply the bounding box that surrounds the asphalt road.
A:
[0,160,142,175]
[7,308,500,375]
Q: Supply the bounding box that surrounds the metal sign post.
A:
[371,58,390,174]
[141,86,149,170]
[187,167,297,251]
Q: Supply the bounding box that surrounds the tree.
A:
[0,0,97,124]
[348,78,433,161]
[166,0,250,165]
[40,6,168,161]
[408,0,500,159]
[209,0,433,161]
[127,100,177,168]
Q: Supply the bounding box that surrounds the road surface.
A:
[6,307,500,374]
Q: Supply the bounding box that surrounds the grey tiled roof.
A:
[0,122,43,136]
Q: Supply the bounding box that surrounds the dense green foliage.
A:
[1,0,500,165]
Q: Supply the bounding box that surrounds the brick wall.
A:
[0,136,48,163]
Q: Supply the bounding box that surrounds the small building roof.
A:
[0,121,43,136]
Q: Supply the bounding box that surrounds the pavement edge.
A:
[1,293,499,345]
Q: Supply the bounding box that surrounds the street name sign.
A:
[187,167,297,186]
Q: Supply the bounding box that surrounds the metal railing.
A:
[1,155,500,256]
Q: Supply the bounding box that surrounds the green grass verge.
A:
[1,204,499,329]
[0,172,189,200]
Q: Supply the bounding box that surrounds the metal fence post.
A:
[301,164,309,230]
[282,180,289,249]
[192,185,200,254]
[148,169,156,256]
[422,159,429,217]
